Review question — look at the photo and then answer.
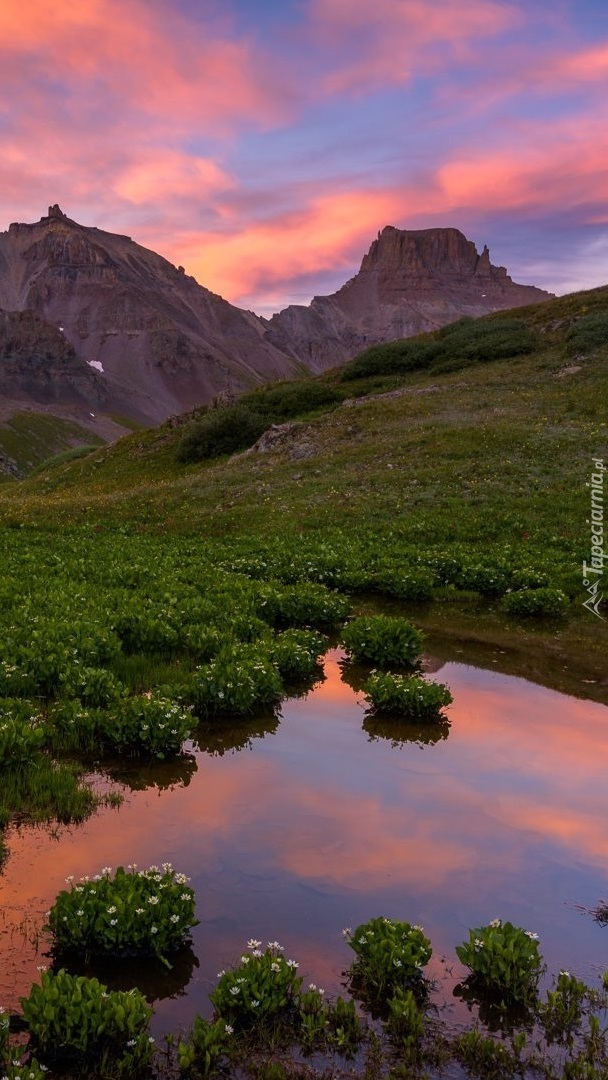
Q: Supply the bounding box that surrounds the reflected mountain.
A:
[362,713,451,748]
[193,710,281,755]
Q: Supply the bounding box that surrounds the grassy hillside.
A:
[0,285,607,696]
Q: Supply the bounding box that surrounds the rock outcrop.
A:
[264,226,553,370]
[0,211,553,429]
[0,206,302,424]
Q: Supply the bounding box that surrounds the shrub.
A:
[345,917,432,1010]
[192,643,283,718]
[210,939,303,1032]
[46,863,197,965]
[455,918,543,1004]
[502,587,569,619]
[101,695,194,758]
[242,380,344,419]
[431,318,537,372]
[565,312,608,356]
[113,611,179,655]
[363,673,452,721]
[60,665,124,707]
[0,701,45,767]
[340,338,438,381]
[258,582,350,630]
[455,561,510,596]
[177,1015,233,1075]
[177,403,269,463]
[342,615,424,668]
[20,969,153,1073]
[269,629,327,682]
[369,566,435,602]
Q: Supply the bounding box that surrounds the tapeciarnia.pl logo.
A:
[582,457,606,619]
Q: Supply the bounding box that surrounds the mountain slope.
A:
[0,205,303,425]
[264,226,553,369]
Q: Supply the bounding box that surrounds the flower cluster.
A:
[46,863,197,965]
[210,939,303,1029]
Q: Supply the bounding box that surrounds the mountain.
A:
[0,209,553,436]
[263,226,553,369]
[0,205,302,426]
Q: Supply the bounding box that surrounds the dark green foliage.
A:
[177,381,344,463]
[431,318,537,371]
[340,338,439,381]
[241,380,344,419]
[176,403,269,463]
[339,318,537,382]
[502,587,570,619]
[21,968,154,1072]
[46,864,197,965]
[565,312,608,356]
[341,615,424,668]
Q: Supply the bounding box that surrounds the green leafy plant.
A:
[540,970,589,1045]
[326,995,363,1056]
[502,587,570,619]
[46,863,197,966]
[341,615,424,668]
[385,987,424,1054]
[177,1016,233,1075]
[0,701,45,767]
[345,917,432,1010]
[268,629,327,683]
[363,673,452,721]
[20,968,153,1073]
[210,939,303,1033]
[177,403,269,462]
[192,643,283,718]
[565,312,608,356]
[258,582,350,630]
[455,918,543,1004]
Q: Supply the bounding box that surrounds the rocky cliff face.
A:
[0,205,302,424]
[0,210,553,430]
[264,226,553,370]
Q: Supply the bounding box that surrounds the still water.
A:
[1,650,608,1038]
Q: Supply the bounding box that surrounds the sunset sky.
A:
[2,0,608,315]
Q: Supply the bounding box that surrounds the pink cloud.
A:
[307,0,519,92]
[0,0,291,133]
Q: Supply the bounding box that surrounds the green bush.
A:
[340,338,438,381]
[46,863,197,965]
[565,312,608,356]
[455,918,543,1004]
[192,642,283,718]
[363,673,452,721]
[258,582,350,630]
[502,587,569,619]
[368,566,435,602]
[176,403,269,463]
[0,701,45,767]
[210,939,303,1032]
[431,318,537,372]
[241,380,344,419]
[177,1015,233,1074]
[342,615,424,668]
[339,318,537,383]
[21,968,154,1072]
[268,629,327,682]
[345,917,432,1009]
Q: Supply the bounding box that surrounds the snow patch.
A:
[88,360,104,373]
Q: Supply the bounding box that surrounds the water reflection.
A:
[362,713,451,747]
[56,945,199,1002]
[99,751,198,791]
[192,711,281,756]
[0,650,608,1041]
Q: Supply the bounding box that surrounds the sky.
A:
[1,0,608,316]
